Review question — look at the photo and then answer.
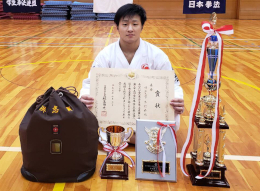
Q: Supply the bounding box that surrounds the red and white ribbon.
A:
[99,142,135,175]
[180,22,233,179]
[156,122,177,178]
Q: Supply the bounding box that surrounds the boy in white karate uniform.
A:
[80,4,184,143]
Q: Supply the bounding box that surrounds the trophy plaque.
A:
[135,119,177,182]
[186,12,230,188]
[98,125,134,180]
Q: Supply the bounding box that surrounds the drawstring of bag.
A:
[36,86,78,104]
[57,86,79,98]
[36,95,44,104]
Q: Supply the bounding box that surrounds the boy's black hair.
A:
[114,4,147,27]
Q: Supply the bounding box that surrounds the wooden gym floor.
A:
[0,19,260,191]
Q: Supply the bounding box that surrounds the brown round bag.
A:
[19,87,99,182]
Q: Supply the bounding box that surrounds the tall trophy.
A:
[98,125,134,180]
[181,12,233,188]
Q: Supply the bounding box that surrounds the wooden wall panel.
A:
[239,0,260,19]
[135,0,185,19]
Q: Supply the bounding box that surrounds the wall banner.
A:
[183,0,226,14]
[3,0,41,13]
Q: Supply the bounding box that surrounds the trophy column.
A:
[195,128,204,166]
[186,119,230,188]
[216,130,226,167]
[192,126,198,156]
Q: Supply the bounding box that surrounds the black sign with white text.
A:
[3,0,41,13]
[183,0,226,14]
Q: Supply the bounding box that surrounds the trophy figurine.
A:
[98,125,134,180]
[203,134,211,161]
[186,12,230,188]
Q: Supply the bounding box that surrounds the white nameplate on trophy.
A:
[90,68,175,130]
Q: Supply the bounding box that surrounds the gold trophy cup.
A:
[98,125,133,180]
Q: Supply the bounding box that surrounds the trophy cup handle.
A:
[98,127,107,142]
[125,127,134,142]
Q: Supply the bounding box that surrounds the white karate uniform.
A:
[80,38,183,129]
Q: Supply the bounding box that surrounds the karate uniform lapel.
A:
[116,40,131,68]
[129,38,146,69]
[116,39,146,69]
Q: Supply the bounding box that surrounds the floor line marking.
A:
[0,44,259,50]
[225,40,252,52]
[0,42,96,45]
[0,147,259,162]
[0,59,259,92]
[0,60,94,69]
[0,36,109,39]
[159,47,259,50]
[169,27,201,47]
[222,76,260,91]
[1,35,260,41]
[1,42,256,48]
[53,183,65,191]
[105,26,114,47]
[13,23,66,47]
[0,45,103,48]
[144,38,260,41]
[171,66,260,91]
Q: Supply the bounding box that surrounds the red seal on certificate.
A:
[101,111,107,117]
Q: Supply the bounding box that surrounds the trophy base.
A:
[187,164,230,188]
[186,153,230,188]
[101,157,129,180]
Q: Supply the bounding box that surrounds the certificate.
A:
[90,68,175,130]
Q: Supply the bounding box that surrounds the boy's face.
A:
[117,14,143,44]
